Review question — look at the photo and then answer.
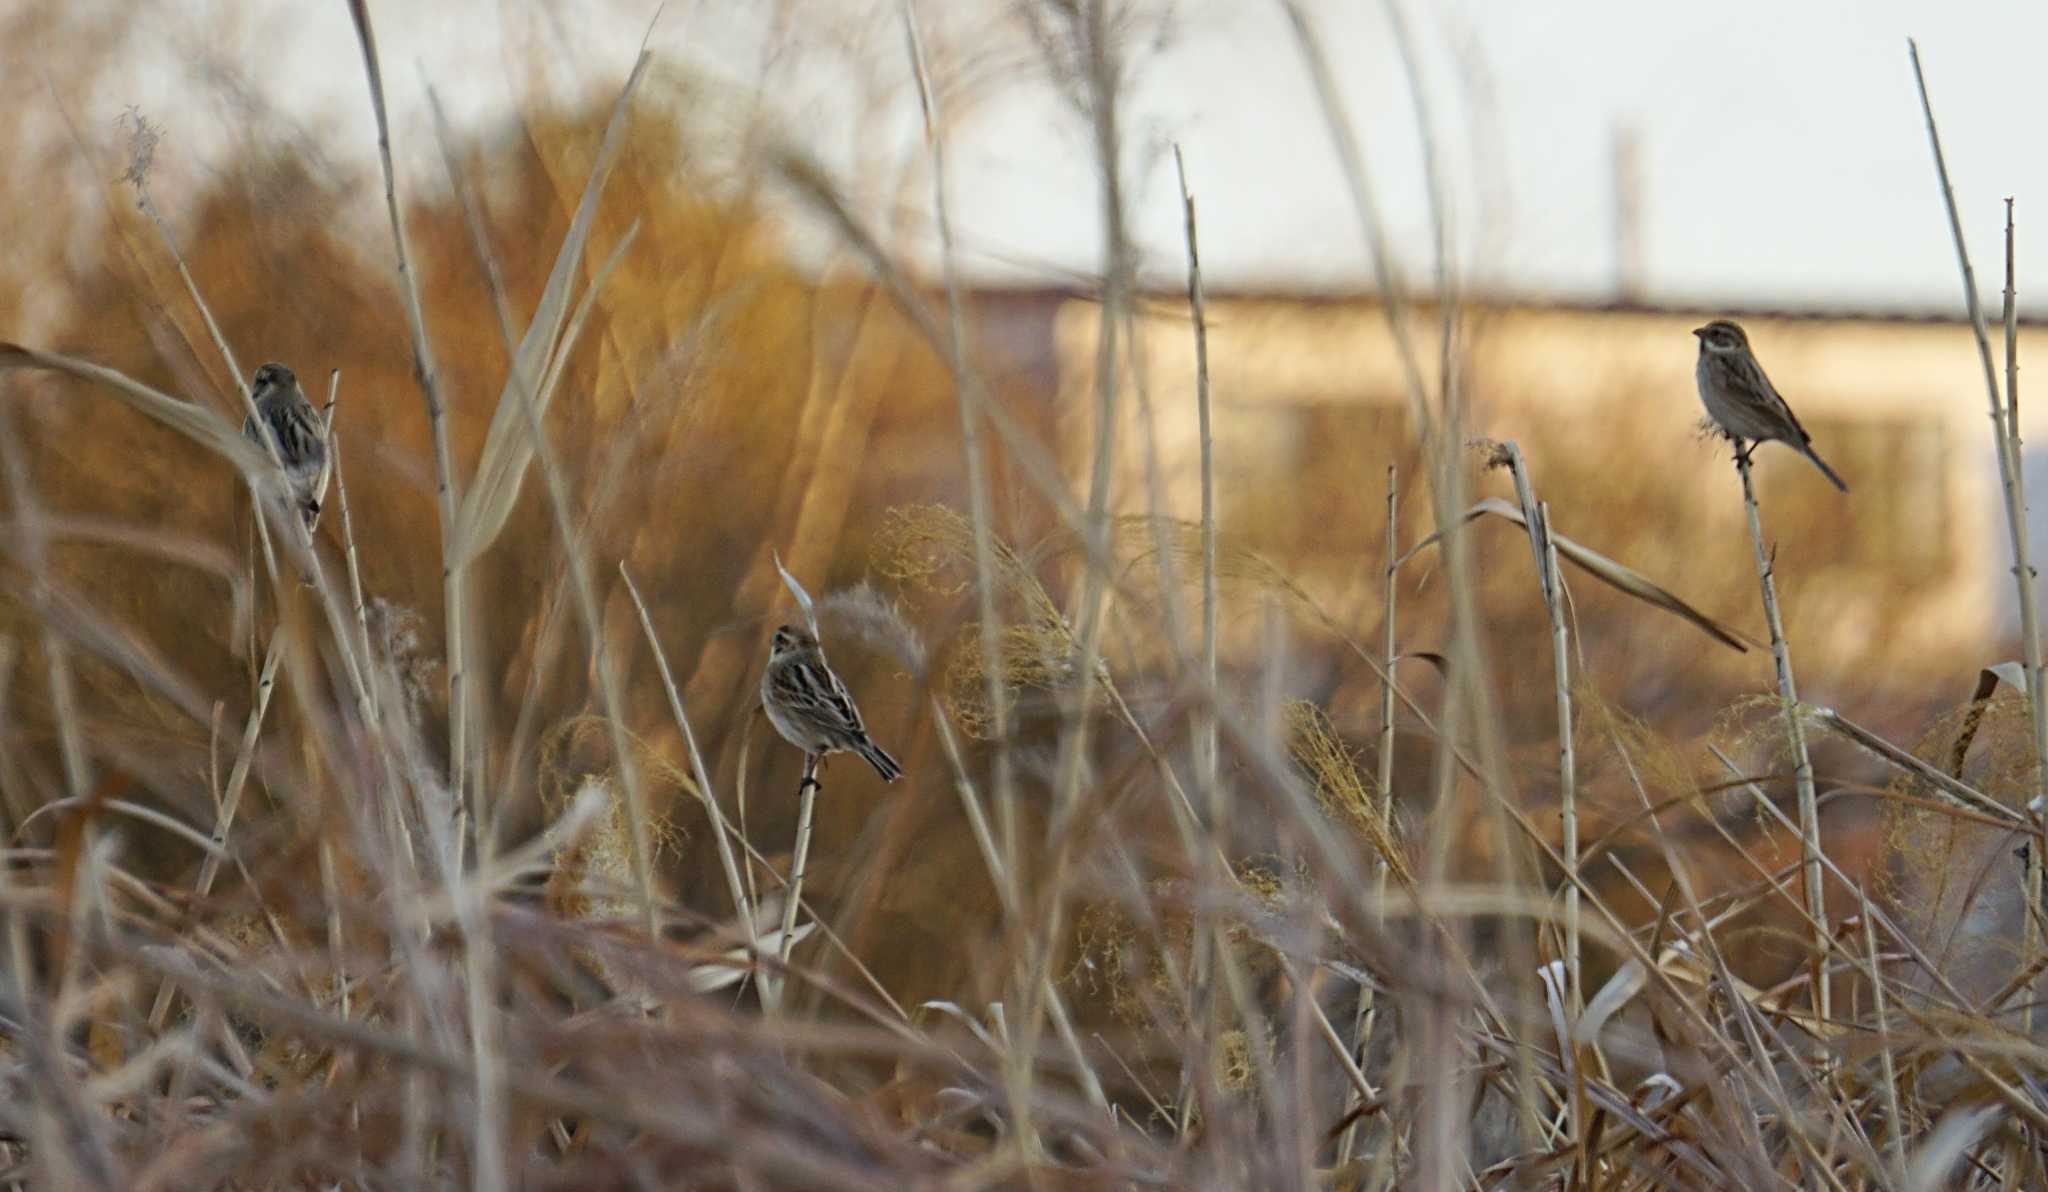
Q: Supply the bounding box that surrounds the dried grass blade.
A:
[452,52,650,564]
[0,343,265,474]
[1399,496,1757,652]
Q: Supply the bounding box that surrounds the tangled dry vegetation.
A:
[5,3,2048,1190]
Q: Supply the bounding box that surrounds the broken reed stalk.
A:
[1542,502,1577,1011]
[1502,443,1583,1152]
[1732,444,1829,1034]
[1500,444,1579,1009]
[1170,141,1222,1134]
[1174,145,1220,834]
[770,754,823,1015]
[1910,41,2048,1040]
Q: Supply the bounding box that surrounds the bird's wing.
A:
[262,396,327,473]
[772,657,867,736]
[1761,373,1817,446]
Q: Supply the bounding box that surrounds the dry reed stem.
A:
[1860,883,1908,1183]
[1500,445,1580,1009]
[1287,2,1545,1153]
[344,15,648,1183]
[145,626,283,1029]
[1814,708,2026,826]
[895,11,1037,1113]
[2007,202,2048,1056]
[119,114,246,404]
[1543,501,1578,996]
[1166,142,1219,1133]
[928,694,1112,1119]
[1732,445,1830,1039]
[771,754,822,1016]
[1710,746,1982,1018]
[1278,0,1434,438]
[19,13,2048,1187]
[1912,42,2048,1081]
[619,565,756,930]
[1501,441,1587,1162]
[330,430,377,720]
[344,0,472,833]
[1339,464,1400,1167]
[421,42,660,952]
[1004,0,1135,1159]
[497,223,658,933]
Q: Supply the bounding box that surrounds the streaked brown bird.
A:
[241,361,327,530]
[760,625,903,782]
[1692,320,1849,493]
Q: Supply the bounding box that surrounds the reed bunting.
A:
[241,361,328,529]
[761,625,903,782]
[1692,320,1848,493]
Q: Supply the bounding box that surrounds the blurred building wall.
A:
[1045,294,2029,695]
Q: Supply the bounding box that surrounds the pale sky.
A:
[921,0,2048,310]
[18,0,2048,313]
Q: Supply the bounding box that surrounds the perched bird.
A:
[241,362,328,530]
[1692,320,1849,493]
[760,624,903,782]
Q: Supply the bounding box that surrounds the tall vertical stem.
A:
[344,0,469,829]
[1339,464,1400,1166]
[1171,142,1220,1133]
[769,755,822,1015]
[1539,500,1578,1009]
[1911,45,2048,1046]
[2003,202,2046,1049]
[1734,446,1828,1033]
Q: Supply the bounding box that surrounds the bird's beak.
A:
[1690,327,1706,339]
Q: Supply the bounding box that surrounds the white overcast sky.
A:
[22,0,2048,313]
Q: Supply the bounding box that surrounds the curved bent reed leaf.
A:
[1949,660,2031,777]
[1398,496,1759,653]
[451,52,649,565]
[1905,1105,2000,1192]
[772,549,820,637]
[0,343,268,477]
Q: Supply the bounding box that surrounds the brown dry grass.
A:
[0,3,2041,1189]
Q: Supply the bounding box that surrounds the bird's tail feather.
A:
[1801,445,1850,494]
[856,737,903,782]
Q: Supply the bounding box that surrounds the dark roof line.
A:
[960,282,2048,328]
